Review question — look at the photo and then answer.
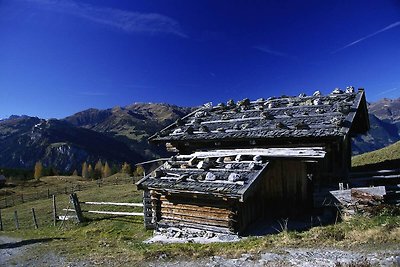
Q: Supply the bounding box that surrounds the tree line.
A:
[33,160,144,180]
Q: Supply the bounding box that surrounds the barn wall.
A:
[235,160,311,233]
[262,160,310,215]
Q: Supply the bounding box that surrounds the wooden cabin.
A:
[137,87,370,234]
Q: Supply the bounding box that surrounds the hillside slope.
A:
[64,103,193,159]
[0,116,143,172]
[352,140,400,168]
[351,98,400,155]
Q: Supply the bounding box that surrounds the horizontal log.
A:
[87,210,144,216]
[161,215,230,228]
[160,200,232,214]
[81,201,143,207]
[350,169,400,178]
[161,204,234,218]
[161,208,232,221]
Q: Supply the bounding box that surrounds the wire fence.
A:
[0,176,138,209]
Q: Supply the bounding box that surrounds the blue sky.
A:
[0,0,399,119]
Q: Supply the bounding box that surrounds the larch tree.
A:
[34,161,43,180]
[94,160,103,179]
[103,161,112,178]
[121,162,131,174]
[88,164,93,179]
[133,165,145,177]
[82,162,88,179]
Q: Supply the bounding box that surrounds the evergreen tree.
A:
[82,162,88,178]
[34,161,43,180]
[103,161,112,178]
[94,160,103,179]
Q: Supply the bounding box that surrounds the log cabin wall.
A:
[155,193,237,233]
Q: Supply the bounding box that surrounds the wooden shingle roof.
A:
[149,88,369,144]
[136,147,325,201]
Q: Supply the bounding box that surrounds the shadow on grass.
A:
[243,208,340,236]
[0,238,65,249]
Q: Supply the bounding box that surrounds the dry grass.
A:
[0,182,399,265]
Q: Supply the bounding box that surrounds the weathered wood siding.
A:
[237,160,310,228]
[156,194,237,233]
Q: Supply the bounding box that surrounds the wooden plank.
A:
[81,201,143,207]
[70,193,84,223]
[161,207,232,221]
[87,210,144,216]
[63,208,77,212]
[350,169,400,178]
[160,198,231,213]
[161,203,233,216]
[180,147,326,159]
[160,215,230,228]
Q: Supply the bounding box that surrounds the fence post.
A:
[32,208,38,229]
[0,209,3,231]
[21,194,24,203]
[14,210,19,230]
[52,195,57,227]
[70,193,84,223]
[47,188,50,199]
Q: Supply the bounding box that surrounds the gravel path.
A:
[148,249,400,267]
[0,235,83,267]
[1,235,399,266]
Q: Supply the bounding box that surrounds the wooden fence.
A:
[61,193,147,226]
[350,168,400,205]
[0,176,136,209]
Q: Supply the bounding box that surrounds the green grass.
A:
[0,173,135,208]
[1,181,399,266]
[352,140,400,167]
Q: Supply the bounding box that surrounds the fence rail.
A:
[0,176,137,209]
[62,193,144,223]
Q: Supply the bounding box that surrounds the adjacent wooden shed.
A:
[137,87,369,234]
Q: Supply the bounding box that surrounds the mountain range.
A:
[0,98,399,173]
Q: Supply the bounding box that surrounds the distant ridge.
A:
[0,98,399,173]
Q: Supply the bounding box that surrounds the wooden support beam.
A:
[32,208,38,229]
[14,210,19,230]
[70,193,84,223]
[52,195,57,227]
[87,210,143,216]
[81,201,143,207]
[0,209,3,231]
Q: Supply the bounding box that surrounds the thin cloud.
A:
[78,91,108,96]
[333,21,400,53]
[26,0,188,38]
[253,46,292,58]
[124,84,157,89]
[375,87,398,97]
